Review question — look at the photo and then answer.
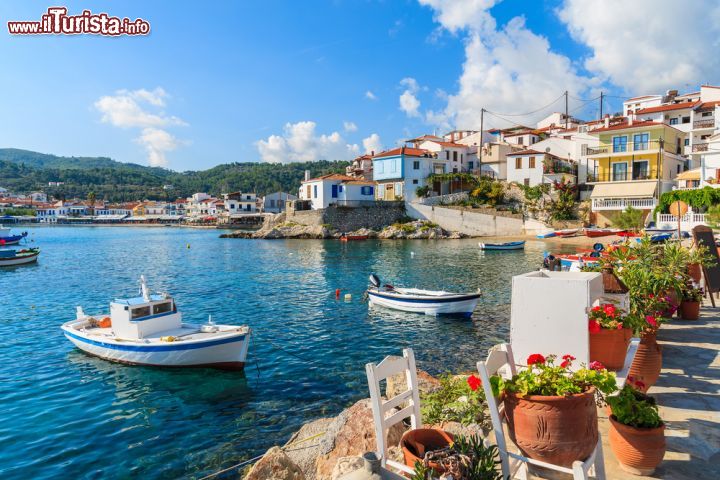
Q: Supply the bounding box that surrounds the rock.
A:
[284,417,334,480]
[245,446,305,480]
[386,365,441,399]
[329,456,364,480]
[434,421,486,440]
[315,399,406,480]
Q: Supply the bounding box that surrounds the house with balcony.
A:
[506,149,577,187]
[586,119,687,226]
[299,174,376,209]
[372,147,445,202]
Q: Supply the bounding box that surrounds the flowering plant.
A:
[492,354,617,398]
[588,303,627,332]
[606,379,662,429]
[682,285,704,303]
[420,373,488,428]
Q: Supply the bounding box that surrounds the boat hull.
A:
[0,235,25,245]
[367,290,480,316]
[536,232,557,238]
[0,252,39,266]
[585,229,622,238]
[479,241,525,250]
[62,327,250,370]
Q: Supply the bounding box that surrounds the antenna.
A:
[140,275,151,302]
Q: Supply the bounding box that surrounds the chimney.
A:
[604,116,610,128]
[371,150,374,156]
[304,170,310,181]
[628,113,634,126]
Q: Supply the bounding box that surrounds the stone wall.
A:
[418,192,470,206]
[284,203,406,232]
[407,203,525,237]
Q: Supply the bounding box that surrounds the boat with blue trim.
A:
[478,241,525,250]
[0,226,28,246]
[61,275,251,370]
[0,247,40,266]
[366,274,480,316]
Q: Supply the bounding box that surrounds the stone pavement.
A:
[599,311,720,479]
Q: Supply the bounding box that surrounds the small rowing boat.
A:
[61,275,251,370]
[0,227,28,246]
[366,274,480,317]
[0,247,40,266]
[554,228,578,238]
[585,228,624,238]
[478,241,525,250]
[536,231,556,238]
[645,233,673,243]
[340,234,368,242]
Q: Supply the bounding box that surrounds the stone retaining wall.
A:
[284,203,406,232]
[407,203,525,237]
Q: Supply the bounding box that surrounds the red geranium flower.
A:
[634,380,646,390]
[645,315,657,328]
[589,361,605,371]
[588,320,601,333]
[592,305,602,312]
[603,304,616,316]
[467,374,482,391]
[560,359,571,368]
[562,354,576,361]
[616,323,623,329]
[527,354,546,366]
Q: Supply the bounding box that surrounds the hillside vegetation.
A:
[0,149,350,202]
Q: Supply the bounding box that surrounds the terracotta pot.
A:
[504,388,598,467]
[629,332,662,392]
[680,300,701,320]
[400,428,454,472]
[608,416,666,475]
[590,328,632,371]
[687,263,702,283]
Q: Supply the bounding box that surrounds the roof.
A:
[302,173,358,183]
[505,149,544,156]
[590,182,657,199]
[635,102,699,114]
[676,168,701,181]
[696,101,720,111]
[342,180,375,185]
[626,95,660,101]
[591,120,671,133]
[421,139,466,148]
[503,130,540,137]
[372,147,431,158]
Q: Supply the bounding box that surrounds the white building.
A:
[506,149,577,187]
[299,173,376,209]
[261,192,297,213]
[223,192,257,214]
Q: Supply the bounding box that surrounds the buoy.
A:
[410,251,415,257]
[344,293,352,302]
[186,243,191,249]
[335,289,341,299]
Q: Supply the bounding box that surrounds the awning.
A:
[590,182,656,199]
[676,168,701,181]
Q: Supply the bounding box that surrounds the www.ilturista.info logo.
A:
[7,7,150,36]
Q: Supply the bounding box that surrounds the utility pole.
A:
[565,90,569,129]
[479,108,484,175]
[599,91,604,120]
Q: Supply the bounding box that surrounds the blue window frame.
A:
[633,133,649,151]
[612,136,627,153]
[413,160,420,170]
[338,185,343,193]
[331,184,338,198]
[313,185,317,198]
[361,186,374,196]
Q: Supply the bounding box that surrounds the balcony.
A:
[587,171,659,183]
[693,119,715,129]
[586,146,608,156]
[585,139,664,157]
[592,198,657,211]
[692,143,709,153]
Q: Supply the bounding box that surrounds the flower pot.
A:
[590,328,632,371]
[400,428,454,472]
[687,263,702,283]
[608,416,665,475]
[504,388,598,467]
[629,332,662,392]
[680,300,700,320]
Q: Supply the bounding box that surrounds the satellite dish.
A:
[545,147,551,153]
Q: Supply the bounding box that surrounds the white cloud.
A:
[558,0,720,93]
[362,133,383,155]
[94,87,187,167]
[399,77,422,118]
[365,90,377,100]
[343,121,358,132]
[256,121,360,163]
[418,1,591,129]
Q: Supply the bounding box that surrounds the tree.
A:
[547,180,577,221]
[87,191,96,215]
[612,206,644,231]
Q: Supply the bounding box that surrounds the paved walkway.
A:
[600,310,720,479]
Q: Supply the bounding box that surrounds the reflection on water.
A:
[0,227,573,479]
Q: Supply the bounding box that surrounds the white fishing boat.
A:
[61,275,251,370]
[0,226,28,246]
[366,274,480,317]
[0,247,40,266]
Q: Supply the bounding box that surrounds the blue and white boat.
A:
[643,232,673,243]
[0,247,40,266]
[366,274,480,316]
[536,231,556,238]
[478,241,526,250]
[61,276,251,370]
[0,226,28,246]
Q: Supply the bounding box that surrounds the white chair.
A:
[477,343,606,480]
[365,348,422,475]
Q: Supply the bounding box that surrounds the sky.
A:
[1,0,719,171]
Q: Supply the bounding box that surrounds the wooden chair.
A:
[365,348,422,475]
[477,343,606,480]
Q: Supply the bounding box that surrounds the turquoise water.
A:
[0,227,561,479]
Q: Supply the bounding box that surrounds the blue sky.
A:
[1,1,718,171]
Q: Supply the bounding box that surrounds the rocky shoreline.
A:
[220,220,465,240]
[242,368,483,480]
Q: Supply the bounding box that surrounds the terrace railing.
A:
[591,198,657,210]
[692,143,709,153]
[693,119,715,129]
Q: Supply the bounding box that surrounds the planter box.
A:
[511,271,603,368]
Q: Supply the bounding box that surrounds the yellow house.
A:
[131,203,146,216]
[586,119,687,226]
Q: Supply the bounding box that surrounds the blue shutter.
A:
[331,184,338,198]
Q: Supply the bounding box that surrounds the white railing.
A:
[657,213,707,230]
[592,198,656,211]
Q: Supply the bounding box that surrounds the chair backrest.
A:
[365,348,422,473]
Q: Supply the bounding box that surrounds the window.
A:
[460,154,464,162]
[131,306,151,320]
[360,186,374,196]
[468,161,474,170]
[531,137,537,144]
[331,185,338,198]
[702,111,713,117]
[453,167,458,173]
[376,161,384,174]
[246,195,251,200]
[445,151,449,160]
[677,165,681,174]
[682,116,690,124]
[269,199,275,207]
[612,136,628,153]
[581,144,588,156]
[524,178,530,186]
[313,185,317,198]
[306,185,311,198]
[529,156,536,168]
[413,160,420,170]
[669,118,678,125]
[632,160,649,180]
[453,151,458,162]
[338,185,343,192]
[633,133,649,151]
[612,162,628,181]
[684,138,689,146]
[390,160,397,173]
[153,302,172,315]
[517,137,524,145]
[515,157,522,169]
[412,179,419,185]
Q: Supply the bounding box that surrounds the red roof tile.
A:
[505,149,545,156]
[591,120,670,132]
[302,173,359,183]
[636,102,699,114]
[372,147,431,158]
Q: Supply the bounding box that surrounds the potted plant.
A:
[606,382,665,475]
[686,244,713,284]
[628,296,669,393]
[410,434,502,480]
[588,303,634,371]
[679,284,703,320]
[492,354,617,467]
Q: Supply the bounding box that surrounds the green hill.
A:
[0,149,350,202]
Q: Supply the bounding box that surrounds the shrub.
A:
[547,180,577,221]
[612,206,644,231]
[421,374,488,427]
[416,185,431,198]
[606,384,662,429]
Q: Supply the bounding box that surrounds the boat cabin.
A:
[109,278,182,339]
